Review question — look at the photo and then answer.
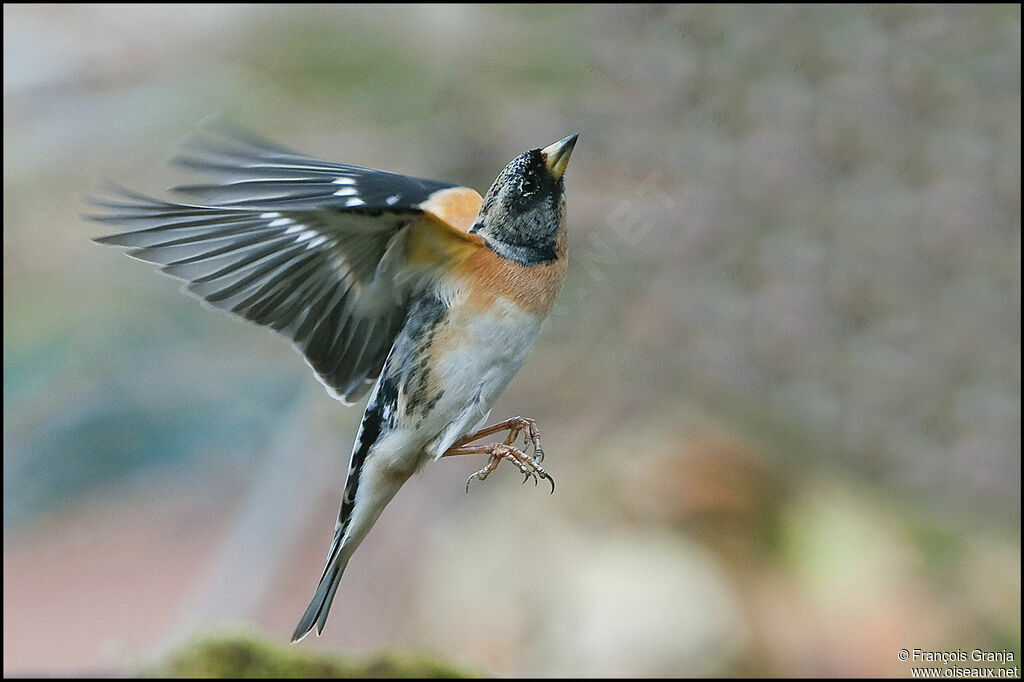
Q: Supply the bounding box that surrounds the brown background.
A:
[4,4,1020,676]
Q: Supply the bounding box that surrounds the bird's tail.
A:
[291,524,353,643]
[291,434,411,643]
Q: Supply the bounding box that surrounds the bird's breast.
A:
[448,243,567,318]
[422,242,567,421]
[377,242,566,460]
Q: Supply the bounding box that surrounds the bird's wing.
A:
[89,125,484,404]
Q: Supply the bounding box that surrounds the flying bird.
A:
[88,123,577,642]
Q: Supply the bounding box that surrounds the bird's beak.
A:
[541,133,578,180]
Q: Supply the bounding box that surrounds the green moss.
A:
[144,632,479,678]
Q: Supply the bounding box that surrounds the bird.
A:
[87,122,577,643]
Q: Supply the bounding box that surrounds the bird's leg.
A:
[442,422,554,494]
[449,416,544,462]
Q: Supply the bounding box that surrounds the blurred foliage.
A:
[144,632,477,678]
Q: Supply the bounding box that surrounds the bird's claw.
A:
[464,442,553,494]
[466,453,501,493]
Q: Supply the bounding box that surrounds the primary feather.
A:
[90,124,478,404]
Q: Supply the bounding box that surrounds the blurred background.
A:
[3,4,1020,677]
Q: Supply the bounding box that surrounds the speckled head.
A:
[470,134,578,266]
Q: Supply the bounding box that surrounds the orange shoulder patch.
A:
[406,213,485,269]
[418,187,483,233]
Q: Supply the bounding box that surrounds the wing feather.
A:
[89,125,484,404]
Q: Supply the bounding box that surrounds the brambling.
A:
[89,123,577,642]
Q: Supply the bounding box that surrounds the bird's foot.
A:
[443,416,552,492]
[451,415,545,462]
[463,442,554,494]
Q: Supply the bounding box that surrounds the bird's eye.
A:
[520,176,537,196]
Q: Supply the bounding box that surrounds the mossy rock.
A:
[144,632,479,678]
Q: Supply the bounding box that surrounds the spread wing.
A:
[89,124,483,404]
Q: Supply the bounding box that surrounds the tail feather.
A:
[292,381,384,643]
[291,529,352,643]
[290,456,408,643]
[291,356,413,642]
[290,442,412,641]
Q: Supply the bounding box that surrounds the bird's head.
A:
[470,134,578,265]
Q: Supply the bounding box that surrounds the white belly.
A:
[426,297,544,458]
